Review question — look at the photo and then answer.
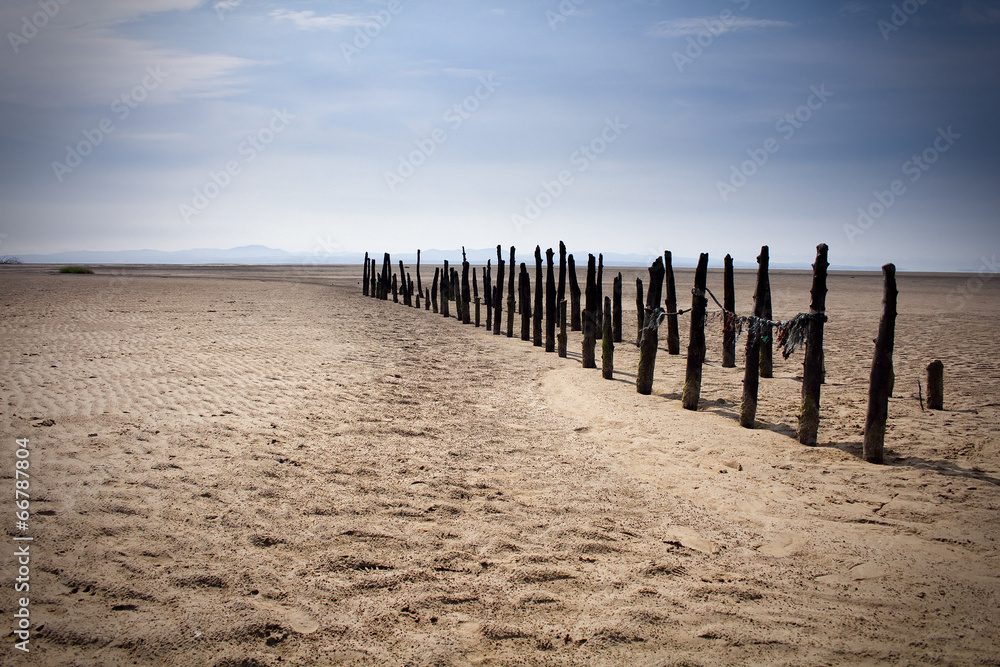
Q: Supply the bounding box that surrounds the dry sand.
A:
[1,262,998,666]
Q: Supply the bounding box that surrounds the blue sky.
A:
[1,0,997,269]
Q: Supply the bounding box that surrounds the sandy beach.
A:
[1,262,998,666]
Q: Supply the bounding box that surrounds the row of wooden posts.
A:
[361,244,939,465]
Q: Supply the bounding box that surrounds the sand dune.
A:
[1,264,997,665]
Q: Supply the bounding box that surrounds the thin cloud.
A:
[648,16,791,38]
[269,9,369,31]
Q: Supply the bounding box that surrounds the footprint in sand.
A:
[756,531,807,557]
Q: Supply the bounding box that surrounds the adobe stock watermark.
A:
[671,0,753,73]
[8,0,71,54]
[941,255,999,313]
[51,65,168,182]
[511,116,627,233]
[547,0,585,30]
[384,74,501,192]
[877,0,928,40]
[717,84,833,202]
[341,0,402,63]
[214,0,241,21]
[843,126,960,244]
[178,108,294,224]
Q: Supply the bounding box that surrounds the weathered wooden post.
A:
[681,253,709,411]
[431,268,440,313]
[760,275,773,378]
[568,254,582,331]
[798,243,829,445]
[370,259,377,298]
[863,263,897,464]
[381,253,391,301]
[612,272,622,343]
[557,299,568,358]
[484,263,492,331]
[398,260,410,306]
[507,247,516,338]
[461,249,471,324]
[635,278,644,346]
[391,273,399,303]
[440,261,450,317]
[425,288,430,311]
[722,254,736,368]
[533,246,543,347]
[473,269,481,327]
[557,241,567,309]
[416,249,422,299]
[596,253,604,337]
[664,251,680,355]
[927,360,944,410]
[582,254,598,368]
[602,296,614,380]
[494,246,505,336]
[363,252,369,296]
[637,257,665,395]
[519,263,531,341]
[545,248,556,352]
[739,247,769,428]
[411,275,419,309]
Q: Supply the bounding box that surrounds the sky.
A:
[0,0,998,270]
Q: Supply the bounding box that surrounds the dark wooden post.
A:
[602,297,614,380]
[452,269,462,320]
[681,253,709,411]
[568,254,582,331]
[635,277,644,346]
[398,260,410,306]
[557,299,568,358]
[519,263,531,341]
[410,274,418,308]
[637,257,665,395]
[363,252,369,296]
[582,254,598,368]
[391,273,399,303]
[596,253,604,337]
[507,247,516,338]
[431,268,440,313]
[739,247,769,428]
[370,259,377,298]
[484,263,492,331]
[927,360,944,410]
[380,253,391,301]
[557,241,567,308]
[494,246,505,336]
[799,243,829,445]
[416,249,422,298]
[461,249,471,325]
[863,263,897,464]
[425,288,430,311]
[664,250,680,355]
[722,254,736,368]
[533,246,543,347]
[473,268,480,327]
[545,248,556,352]
[760,274,773,378]
[612,272,623,343]
[440,261,450,318]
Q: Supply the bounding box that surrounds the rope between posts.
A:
[642,306,667,331]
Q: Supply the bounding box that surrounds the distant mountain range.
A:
[14,244,882,270]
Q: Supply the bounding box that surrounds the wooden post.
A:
[391,273,399,303]
[568,254,582,331]
[519,263,531,341]
[431,268,440,313]
[381,253,391,301]
[461,249,471,325]
[399,260,410,306]
[798,244,829,445]
[602,296,614,380]
[416,249,422,298]
[453,269,462,320]
[473,268,480,327]
[722,254,736,368]
[558,299,568,358]
[635,277,644,346]
[363,252,369,296]
[760,272,773,378]
[637,257,665,395]
[533,246,543,347]
[664,250,680,355]
[557,241,567,309]
[596,253,604,338]
[582,254,598,368]
[681,253,709,411]
[411,274,418,309]
[507,247,516,338]
[425,288,430,311]
[927,360,944,410]
[863,263,897,464]
[612,272,622,343]
[370,259,377,298]
[484,263,492,331]
[440,261,450,318]
[494,246,505,336]
[740,247,769,428]
[545,248,556,352]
